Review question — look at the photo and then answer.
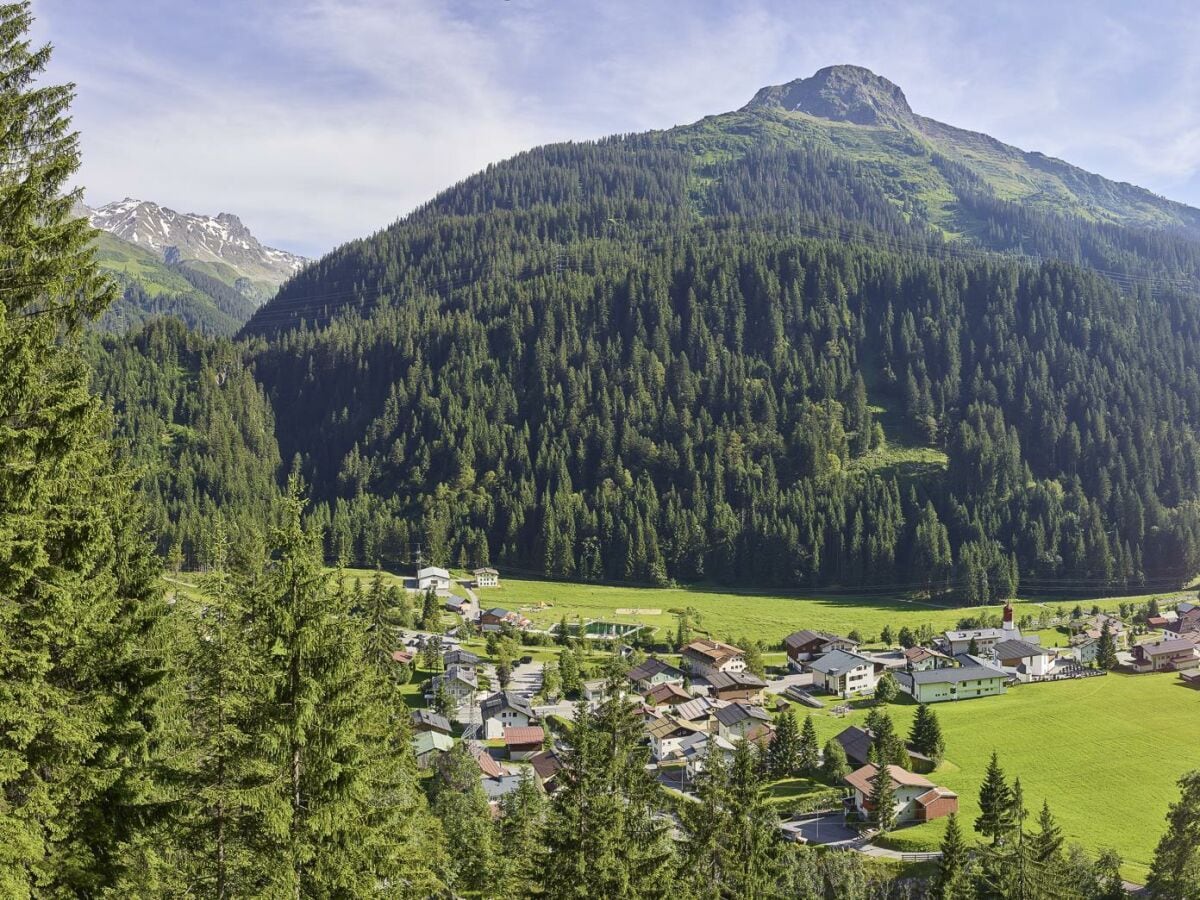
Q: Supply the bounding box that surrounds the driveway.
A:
[765,670,814,695]
[779,813,860,847]
[508,661,543,699]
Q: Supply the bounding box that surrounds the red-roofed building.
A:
[504,726,546,760]
[844,764,957,824]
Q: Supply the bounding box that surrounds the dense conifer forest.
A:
[230,122,1200,599]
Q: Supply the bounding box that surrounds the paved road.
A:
[764,670,814,695]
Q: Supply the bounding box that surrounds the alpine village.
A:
[2,2,1200,897]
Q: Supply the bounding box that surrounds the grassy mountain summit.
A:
[229,68,1200,596]
[737,64,1200,238]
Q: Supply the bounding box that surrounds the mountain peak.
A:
[744,65,913,126]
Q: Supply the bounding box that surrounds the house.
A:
[676,731,736,780]
[627,657,686,692]
[673,696,725,730]
[467,742,505,779]
[845,764,958,824]
[443,648,481,669]
[808,650,878,698]
[646,717,706,761]
[992,639,1053,682]
[444,596,468,614]
[1131,638,1200,673]
[1169,602,1200,635]
[682,639,746,681]
[480,773,525,805]
[530,750,563,792]
[412,731,454,769]
[410,708,452,736]
[504,726,545,760]
[1147,615,1171,630]
[707,671,767,703]
[832,725,932,772]
[645,682,692,706]
[480,691,535,738]
[417,566,452,595]
[581,679,609,705]
[942,627,1006,656]
[904,646,954,672]
[390,649,415,666]
[784,630,860,670]
[473,566,500,588]
[481,607,511,627]
[1070,635,1100,666]
[895,658,1007,703]
[426,665,478,707]
[715,701,771,741]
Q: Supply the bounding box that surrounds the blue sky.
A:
[32,0,1200,258]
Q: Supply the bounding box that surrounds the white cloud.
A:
[31,0,1200,257]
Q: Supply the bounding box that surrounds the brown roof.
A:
[646,717,704,740]
[391,650,414,664]
[1147,615,1169,627]
[682,638,744,665]
[916,786,958,806]
[469,744,504,778]
[529,750,562,781]
[503,726,545,746]
[844,763,934,796]
[645,682,691,704]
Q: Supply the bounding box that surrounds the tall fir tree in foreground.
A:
[171,517,275,897]
[252,479,443,897]
[1148,769,1200,898]
[0,3,167,893]
[539,675,676,898]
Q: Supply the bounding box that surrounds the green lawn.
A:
[469,577,1174,649]
[800,673,1199,881]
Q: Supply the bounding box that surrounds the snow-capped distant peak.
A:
[88,198,307,286]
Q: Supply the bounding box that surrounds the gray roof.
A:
[992,639,1045,660]
[485,607,510,618]
[480,774,524,801]
[905,663,1007,685]
[808,649,874,676]
[944,628,1006,642]
[708,671,767,691]
[480,690,534,720]
[444,648,480,666]
[627,657,684,683]
[784,629,852,651]
[834,726,875,767]
[410,709,452,733]
[1139,638,1199,656]
[715,702,770,727]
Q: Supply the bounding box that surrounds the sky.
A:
[31,0,1200,258]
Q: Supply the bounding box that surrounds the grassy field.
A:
[790,673,1199,881]
[465,576,1178,648]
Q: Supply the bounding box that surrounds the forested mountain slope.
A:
[236,66,1200,596]
[88,318,283,562]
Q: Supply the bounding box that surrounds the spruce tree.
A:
[909,703,946,763]
[173,518,275,897]
[976,751,1016,845]
[0,4,167,891]
[930,813,972,899]
[820,738,850,784]
[1148,769,1200,898]
[540,677,676,898]
[494,771,546,898]
[1097,620,1119,670]
[868,752,897,833]
[768,707,801,777]
[433,743,497,894]
[252,479,436,895]
[797,713,821,775]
